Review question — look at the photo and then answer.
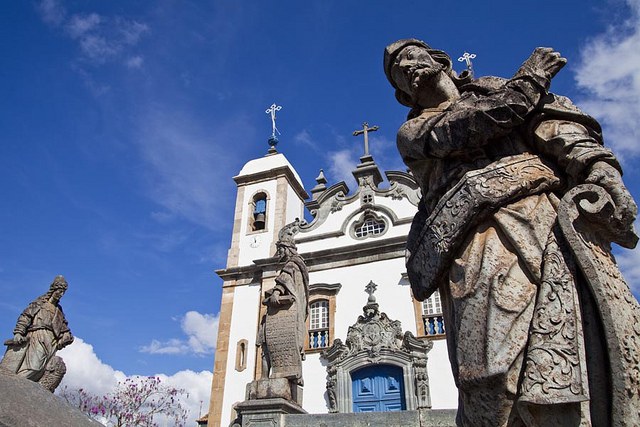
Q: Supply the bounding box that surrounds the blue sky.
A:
[2,0,640,423]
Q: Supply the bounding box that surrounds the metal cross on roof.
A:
[365,280,378,303]
[265,103,282,139]
[458,51,476,75]
[353,122,379,157]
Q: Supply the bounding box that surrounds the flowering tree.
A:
[59,376,189,427]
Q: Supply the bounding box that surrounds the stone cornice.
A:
[216,235,407,284]
[233,166,309,201]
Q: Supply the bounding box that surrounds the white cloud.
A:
[615,246,640,296]
[36,0,66,26]
[140,311,219,356]
[126,55,144,69]
[65,13,101,39]
[57,337,126,396]
[57,337,212,425]
[327,149,358,185]
[35,4,149,66]
[574,0,640,159]
[293,129,315,148]
[134,108,243,230]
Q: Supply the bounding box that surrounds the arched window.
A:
[309,300,330,349]
[250,192,268,232]
[235,339,248,372]
[353,213,387,239]
[421,290,445,336]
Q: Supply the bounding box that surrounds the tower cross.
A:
[265,103,282,138]
[458,51,476,74]
[353,122,379,157]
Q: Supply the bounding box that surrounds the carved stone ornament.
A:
[321,283,433,413]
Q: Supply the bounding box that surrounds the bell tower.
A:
[207,106,309,427]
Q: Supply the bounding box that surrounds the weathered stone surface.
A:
[284,408,456,427]
[0,275,73,392]
[246,378,303,406]
[233,397,306,427]
[384,39,640,426]
[256,219,309,394]
[0,370,101,427]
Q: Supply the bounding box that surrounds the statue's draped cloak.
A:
[6,298,71,381]
[398,76,628,425]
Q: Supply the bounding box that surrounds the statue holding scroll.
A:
[257,219,309,389]
[384,39,640,426]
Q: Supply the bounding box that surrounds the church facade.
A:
[205,146,458,427]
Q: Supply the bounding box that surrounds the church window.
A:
[421,291,445,336]
[309,300,330,349]
[249,192,268,232]
[306,283,341,352]
[235,339,248,372]
[353,214,386,239]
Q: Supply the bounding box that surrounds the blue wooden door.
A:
[352,364,405,412]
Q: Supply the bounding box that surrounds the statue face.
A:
[391,46,444,97]
[51,288,65,304]
[391,45,460,108]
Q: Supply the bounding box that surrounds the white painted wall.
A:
[220,283,261,425]
[427,340,458,409]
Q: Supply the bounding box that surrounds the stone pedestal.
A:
[233,397,306,427]
[246,378,303,406]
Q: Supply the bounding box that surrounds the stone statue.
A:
[0,275,74,392]
[384,39,640,426]
[256,219,309,391]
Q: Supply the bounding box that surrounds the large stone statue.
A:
[384,39,640,426]
[255,219,309,399]
[0,275,74,392]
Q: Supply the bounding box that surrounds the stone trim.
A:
[234,166,309,202]
[305,283,341,353]
[207,285,236,427]
[235,339,248,372]
[412,293,427,337]
[217,236,408,280]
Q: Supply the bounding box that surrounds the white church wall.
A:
[426,340,458,409]
[286,184,304,224]
[220,283,261,425]
[300,352,330,413]
[308,257,416,342]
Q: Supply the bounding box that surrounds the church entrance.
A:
[351,364,406,412]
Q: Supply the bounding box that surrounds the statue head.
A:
[47,275,68,303]
[384,39,469,109]
[275,219,302,259]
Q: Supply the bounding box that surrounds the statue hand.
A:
[13,333,26,345]
[515,47,567,87]
[585,161,638,247]
[263,294,294,307]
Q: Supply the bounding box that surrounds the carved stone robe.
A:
[6,297,72,381]
[259,254,309,382]
[398,76,633,426]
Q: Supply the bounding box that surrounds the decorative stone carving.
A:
[0,275,74,392]
[322,282,433,413]
[254,219,309,404]
[384,39,640,425]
